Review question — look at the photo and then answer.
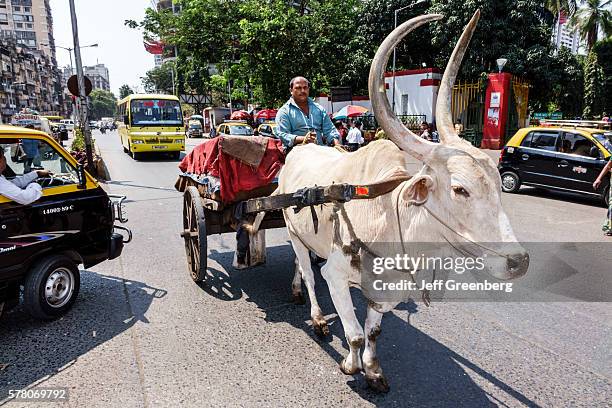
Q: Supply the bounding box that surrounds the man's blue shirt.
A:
[274,97,339,149]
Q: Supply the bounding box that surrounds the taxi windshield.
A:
[189,123,202,129]
[130,99,183,126]
[229,125,253,136]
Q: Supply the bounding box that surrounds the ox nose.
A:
[506,252,529,278]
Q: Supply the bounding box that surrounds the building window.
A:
[24,6,30,12]
[26,23,32,29]
[13,6,20,11]
[16,22,23,28]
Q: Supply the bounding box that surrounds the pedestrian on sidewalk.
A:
[593,157,612,236]
[346,120,364,151]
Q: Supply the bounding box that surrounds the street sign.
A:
[180,94,212,105]
[67,75,93,97]
[330,86,352,103]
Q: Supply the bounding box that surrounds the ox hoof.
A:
[339,358,361,376]
[292,293,306,305]
[366,375,390,393]
[313,319,330,338]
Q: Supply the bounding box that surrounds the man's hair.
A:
[289,76,309,89]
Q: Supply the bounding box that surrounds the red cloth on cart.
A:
[179,137,285,203]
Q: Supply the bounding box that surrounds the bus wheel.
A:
[171,151,181,160]
[23,255,80,320]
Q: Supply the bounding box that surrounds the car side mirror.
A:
[77,164,87,189]
[123,115,129,125]
[590,146,601,159]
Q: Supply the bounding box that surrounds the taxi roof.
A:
[532,126,609,134]
[0,125,49,138]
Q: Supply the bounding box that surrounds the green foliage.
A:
[89,89,117,120]
[118,84,134,99]
[70,127,95,152]
[547,47,584,118]
[593,38,612,112]
[142,63,174,94]
[583,51,605,117]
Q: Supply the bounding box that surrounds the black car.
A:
[498,127,610,205]
[0,128,131,320]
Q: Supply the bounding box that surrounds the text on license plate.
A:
[153,145,167,149]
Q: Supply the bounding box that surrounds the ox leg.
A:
[288,231,329,337]
[321,251,364,375]
[363,305,389,392]
[291,259,306,305]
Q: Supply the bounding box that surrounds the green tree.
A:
[548,48,584,117]
[89,89,117,120]
[569,0,612,50]
[141,62,174,94]
[583,51,605,117]
[593,37,612,112]
[118,84,134,99]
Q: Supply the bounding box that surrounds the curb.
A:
[94,141,112,182]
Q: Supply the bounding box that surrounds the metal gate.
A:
[505,76,530,143]
[451,80,485,146]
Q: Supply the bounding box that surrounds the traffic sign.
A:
[67,75,93,97]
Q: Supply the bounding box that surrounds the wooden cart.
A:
[178,176,357,282]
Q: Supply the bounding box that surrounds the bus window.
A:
[130,99,183,126]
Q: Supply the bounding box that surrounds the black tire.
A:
[182,186,207,282]
[23,255,80,320]
[171,151,181,160]
[123,145,128,154]
[132,151,142,161]
[500,171,521,193]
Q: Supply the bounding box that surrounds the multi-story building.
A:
[0,0,65,121]
[552,12,583,55]
[0,38,64,122]
[83,63,110,91]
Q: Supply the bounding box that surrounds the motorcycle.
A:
[100,126,107,134]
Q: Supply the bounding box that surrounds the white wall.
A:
[384,68,441,123]
[315,68,441,123]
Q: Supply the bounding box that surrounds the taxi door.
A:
[0,137,112,267]
[517,130,562,187]
[554,132,608,193]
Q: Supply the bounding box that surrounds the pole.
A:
[392,9,398,115]
[68,49,80,123]
[228,79,233,114]
[69,0,94,173]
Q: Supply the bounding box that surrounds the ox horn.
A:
[436,10,481,144]
[369,14,443,161]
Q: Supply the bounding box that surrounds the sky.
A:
[50,0,155,96]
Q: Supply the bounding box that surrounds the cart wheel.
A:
[182,186,207,282]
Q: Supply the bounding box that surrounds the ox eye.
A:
[452,185,470,198]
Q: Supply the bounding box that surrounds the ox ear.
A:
[402,175,435,206]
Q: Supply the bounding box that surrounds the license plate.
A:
[153,145,167,149]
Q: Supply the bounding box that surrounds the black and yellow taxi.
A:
[216,120,254,137]
[0,126,131,320]
[256,121,278,138]
[498,127,611,205]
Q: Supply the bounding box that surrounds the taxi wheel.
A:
[500,171,521,193]
[23,255,80,320]
[182,186,207,282]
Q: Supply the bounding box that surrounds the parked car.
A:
[60,119,75,131]
[257,122,277,138]
[216,121,254,137]
[89,120,99,129]
[498,127,611,205]
[0,126,131,320]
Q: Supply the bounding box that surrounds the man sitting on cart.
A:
[274,76,341,150]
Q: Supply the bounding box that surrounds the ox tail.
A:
[246,186,280,234]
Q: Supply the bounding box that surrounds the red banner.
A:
[144,40,164,55]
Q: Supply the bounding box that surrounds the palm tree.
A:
[569,0,612,50]
[545,0,579,16]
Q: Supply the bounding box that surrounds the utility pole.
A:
[68,0,94,173]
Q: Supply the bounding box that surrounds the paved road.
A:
[1,130,610,407]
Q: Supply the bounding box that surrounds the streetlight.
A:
[50,43,99,75]
[392,0,428,114]
[496,58,508,73]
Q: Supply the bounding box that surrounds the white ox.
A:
[276,12,529,392]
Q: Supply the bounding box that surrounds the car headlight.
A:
[132,139,144,144]
[175,139,183,143]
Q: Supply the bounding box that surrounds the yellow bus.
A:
[117,94,185,160]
